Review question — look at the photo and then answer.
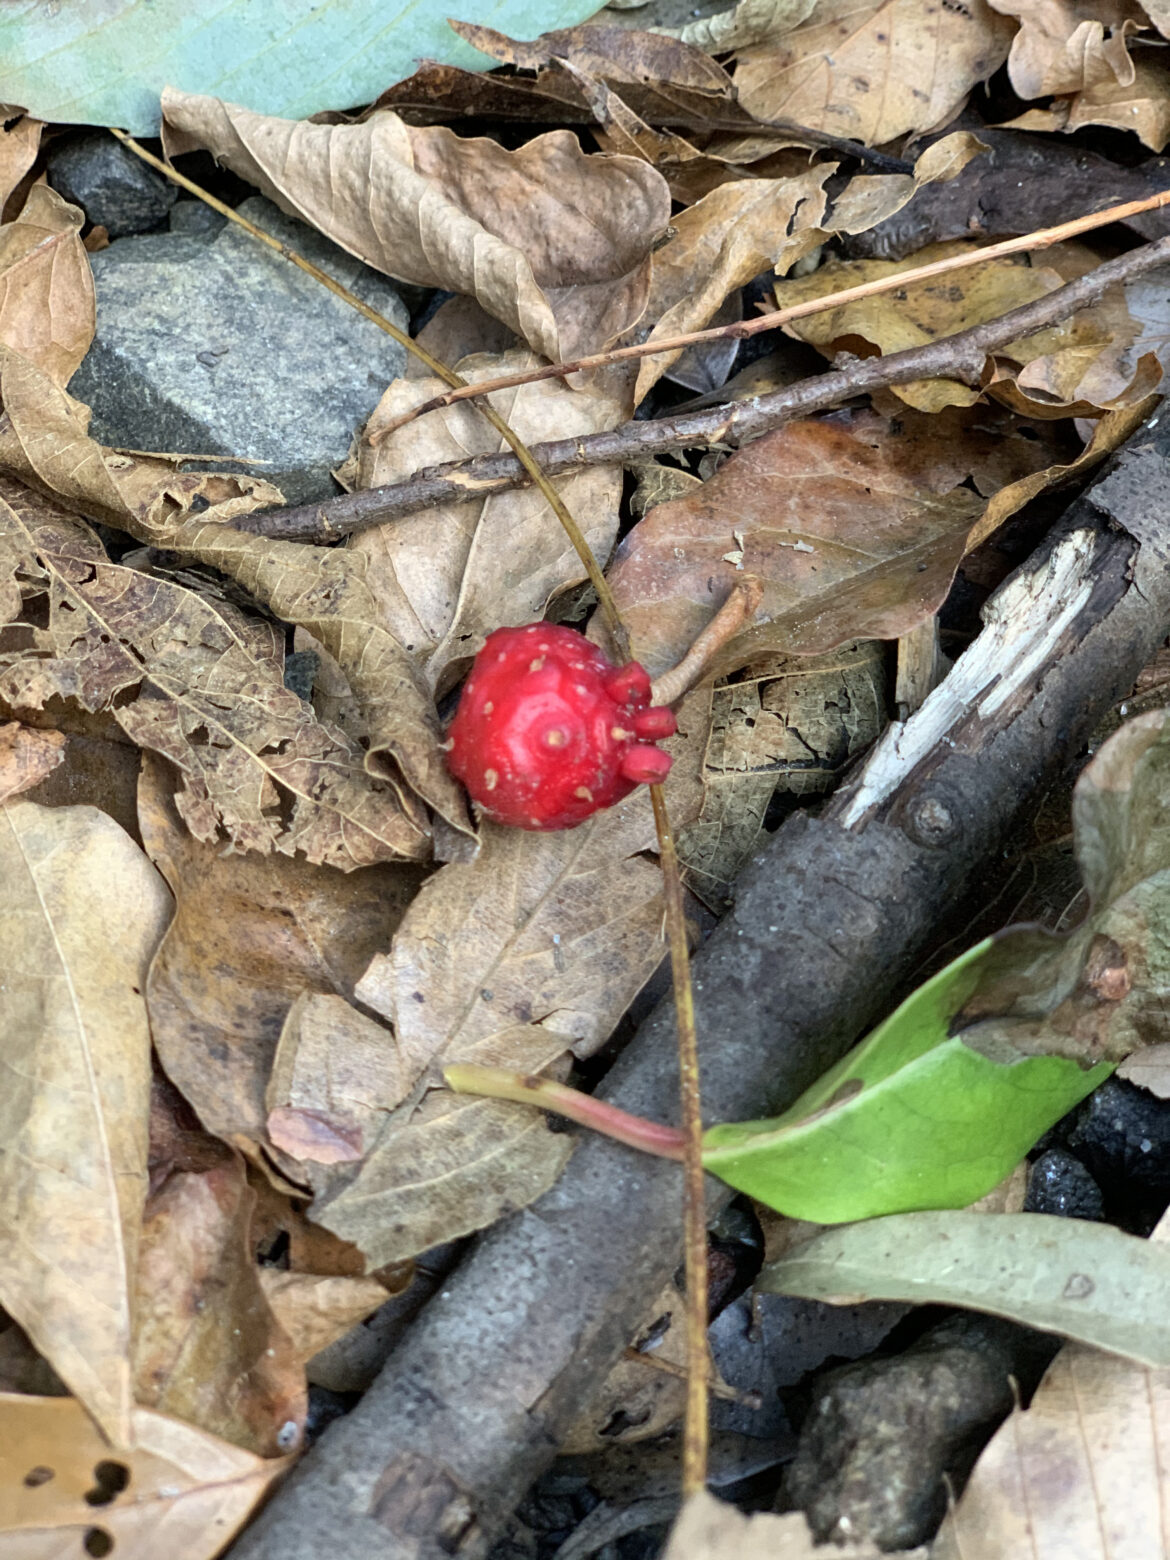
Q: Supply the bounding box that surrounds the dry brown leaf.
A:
[344,352,625,696]
[139,756,426,1166]
[1117,1040,1170,1095]
[134,1143,306,1457]
[161,88,671,364]
[248,1171,397,1281]
[0,342,283,534]
[0,481,428,867]
[733,0,1013,145]
[0,802,170,1446]
[257,1270,390,1367]
[1063,48,1170,148]
[0,182,93,387]
[673,0,818,53]
[662,1490,923,1560]
[267,993,414,1166]
[158,515,471,836]
[771,239,1156,417]
[300,695,708,1266]
[603,404,1070,678]
[990,0,1145,96]
[679,641,887,902]
[932,1343,1170,1559]
[0,1394,292,1559]
[0,720,64,803]
[0,116,41,215]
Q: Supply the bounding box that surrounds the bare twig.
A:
[240,235,1170,543]
[651,579,764,707]
[369,187,1170,436]
[108,127,630,655]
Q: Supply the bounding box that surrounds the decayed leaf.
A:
[678,641,887,902]
[134,1143,306,1457]
[0,802,170,1445]
[771,240,1158,417]
[0,720,65,803]
[0,116,41,215]
[302,696,708,1265]
[603,404,1067,678]
[952,708,1170,1066]
[139,755,426,1162]
[0,182,93,387]
[0,1394,292,1559]
[634,134,985,401]
[1063,49,1170,149]
[0,481,428,866]
[0,342,283,534]
[342,353,625,696]
[1117,1040,1170,1095]
[161,88,671,363]
[257,1270,390,1367]
[990,0,1144,97]
[157,516,471,835]
[759,1211,1170,1364]
[732,0,1013,145]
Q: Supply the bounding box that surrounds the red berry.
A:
[446,623,676,830]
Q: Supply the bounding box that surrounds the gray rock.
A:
[784,1314,1058,1550]
[169,200,227,238]
[48,131,176,238]
[69,197,410,503]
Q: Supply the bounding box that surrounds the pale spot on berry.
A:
[484,768,499,791]
[545,729,567,747]
[529,656,546,672]
[611,727,633,742]
[483,701,493,715]
[575,786,593,801]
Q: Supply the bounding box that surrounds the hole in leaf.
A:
[23,1466,54,1487]
[83,1529,114,1557]
[83,1461,130,1507]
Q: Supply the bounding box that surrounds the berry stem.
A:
[442,1064,687,1159]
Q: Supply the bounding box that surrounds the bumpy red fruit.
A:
[446,623,676,830]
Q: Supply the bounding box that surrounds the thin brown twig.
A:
[369,186,1170,437]
[241,234,1170,544]
[107,126,630,657]
[649,782,708,1498]
[651,578,764,707]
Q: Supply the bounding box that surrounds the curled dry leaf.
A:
[139,756,426,1165]
[0,720,65,804]
[0,182,94,387]
[0,802,171,1446]
[1062,50,1170,150]
[990,0,1144,97]
[604,404,1068,678]
[345,351,625,695]
[0,115,41,215]
[732,0,1014,146]
[286,697,708,1266]
[634,133,984,400]
[134,1137,306,1457]
[771,240,1160,417]
[161,87,672,363]
[933,1341,1170,1560]
[257,1270,391,1368]
[1,1394,292,1560]
[673,0,818,54]
[0,482,427,867]
[159,515,471,836]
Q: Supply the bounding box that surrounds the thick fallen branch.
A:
[239,237,1170,542]
[230,414,1170,1560]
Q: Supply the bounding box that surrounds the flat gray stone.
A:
[48,131,176,238]
[70,197,410,503]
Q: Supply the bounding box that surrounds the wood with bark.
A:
[230,409,1170,1560]
[237,238,1170,543]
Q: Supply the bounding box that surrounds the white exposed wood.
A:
[838,530,1099,827]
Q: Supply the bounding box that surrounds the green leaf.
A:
[700,939,1111,1221]
[757,1211,1170,1367]
[0,0,601,137]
